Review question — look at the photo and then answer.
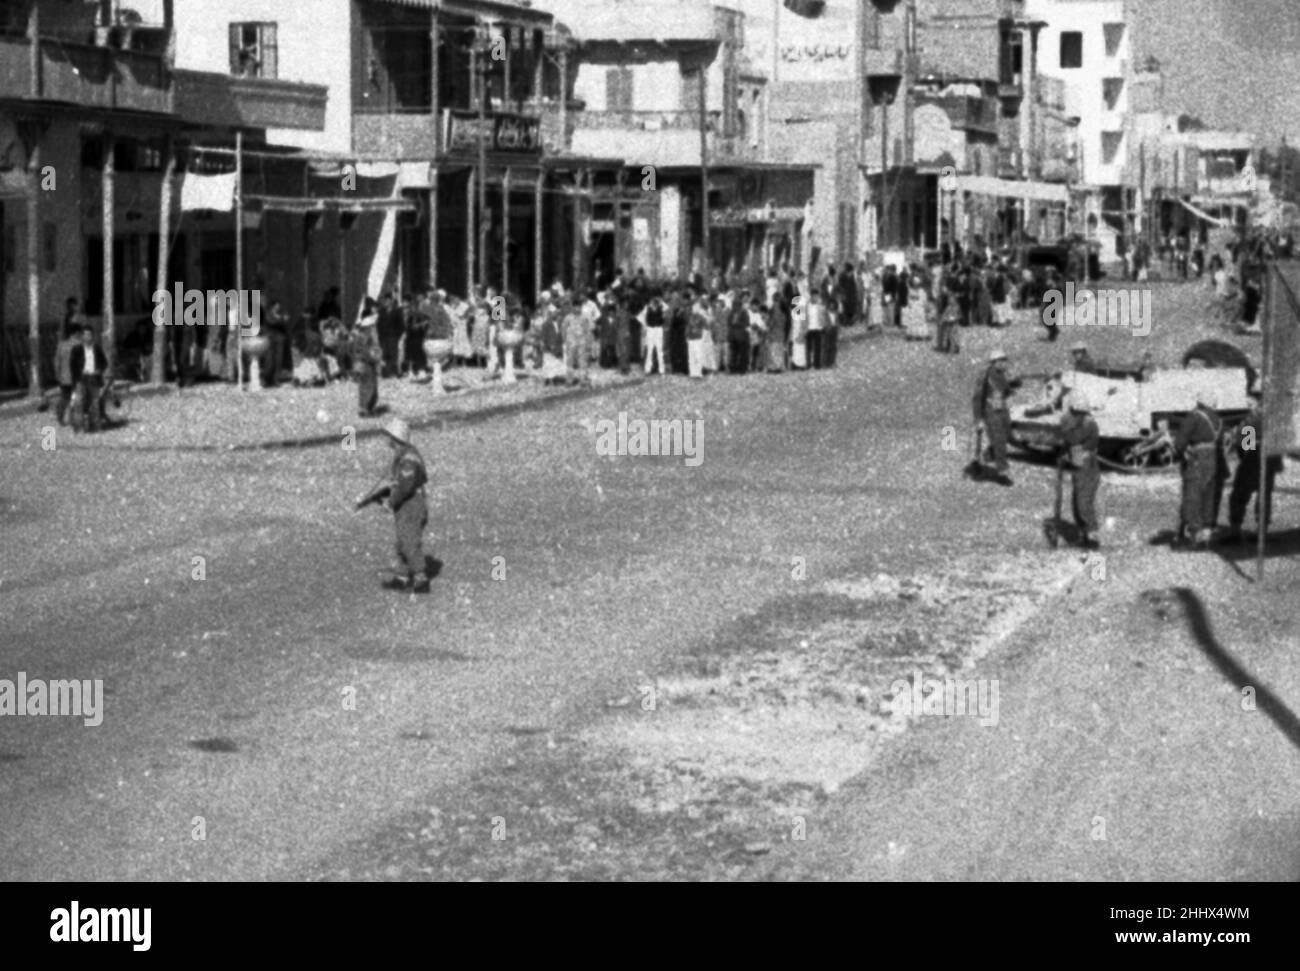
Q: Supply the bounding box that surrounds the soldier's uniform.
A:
[1174,400,1224,546]
[1228,401,1283,540]
[1060,398,1101,547]
[972,351,1021,485]
[384,420,430,592]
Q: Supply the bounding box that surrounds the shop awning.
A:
[374,0,553,26]
[1179,196,1234,227]
[950,175,1070,204]
[248,195,418,214]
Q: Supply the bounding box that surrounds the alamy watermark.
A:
[593,411,704,467]
[1042,283,1152,337]
[151,285,261,337]
[886,669,999,727]
[0,673,103,727]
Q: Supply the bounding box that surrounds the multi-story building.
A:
[731,0,860,270]
[852,0,1079,257]
[1027,0,1129,259]
[547,0,815,281]
[1130,106,1259,248]
[175,0,598,310]
[0,0,325,392]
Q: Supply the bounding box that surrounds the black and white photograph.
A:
[0,0,1295,937]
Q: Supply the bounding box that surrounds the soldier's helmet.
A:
[1195,389,1219,409]
[989,349,1008,363]
[383,418,412,446]
[1070,341,1087,353]
[1069,391,1092,413]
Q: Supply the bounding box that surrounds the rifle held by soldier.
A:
[354,479,392,511]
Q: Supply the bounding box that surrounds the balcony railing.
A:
[0,35,171,114]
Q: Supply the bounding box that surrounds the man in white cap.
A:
[1173,388,1225,548]
[1059,390,1102,548]
[1068,341,1096,375]
[1228,377,1283,542]
[357,418,431,593]
[971,348,1022,486]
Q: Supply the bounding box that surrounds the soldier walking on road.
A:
[1173,390,1224,548]
[357,419,431,593]
[1228,380,1284,543]
[972,349,1022,486]
[1060,391,1102,548]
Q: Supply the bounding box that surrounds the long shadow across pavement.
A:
[1172,586,1300,753]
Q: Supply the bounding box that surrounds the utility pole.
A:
[234,130,249,389]
[699,65,710,279]
[152,134,175,385]
[475,25,489,290]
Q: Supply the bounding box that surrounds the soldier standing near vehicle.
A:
[1069,341,1097,375]
[1059,391,1102,548]
[1228,380,1283,543]
[1173,390,1224,548]
[972,349,1022,486]
[356,418,430,593]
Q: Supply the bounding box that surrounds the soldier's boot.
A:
[382,574,411,591]
[1194,528,1214,549]
[411,572,431,594]
[1227,522,1244,543]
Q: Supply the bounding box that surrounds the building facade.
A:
[0,0,325,391]
[548,0,815,283]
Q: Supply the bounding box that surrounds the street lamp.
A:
[868,72,902,249]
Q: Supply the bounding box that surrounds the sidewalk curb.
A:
[4,327,872,451]
[246,376,649,452]
[7,375,647,453]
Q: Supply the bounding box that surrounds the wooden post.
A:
[235,129,245,389]
[25,2,39,395]
[503,26,512,111]
[534,169,543,303]
[699,67,709,277]
[430,11,441,155]
[25,137,40,398]
[301,161,310,314]
[151,135,175,385]
[571,173,582,291]
[466,167,476,291]
[429,167,438,289]
[28,0,39,98]
[102,133,116,377]
[558,46,568,149]
[501,166,511,292]
[1258,259,1272,581]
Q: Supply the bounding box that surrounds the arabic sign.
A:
[779,43,851,64]
[442,110,542,156]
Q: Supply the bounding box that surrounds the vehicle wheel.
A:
[1121,445,1149,470]
[1150,441,1175,467]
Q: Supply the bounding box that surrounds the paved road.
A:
[2,331,942,880]
[3,305,1296,881]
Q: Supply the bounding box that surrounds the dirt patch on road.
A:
[314,553,1085,881]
